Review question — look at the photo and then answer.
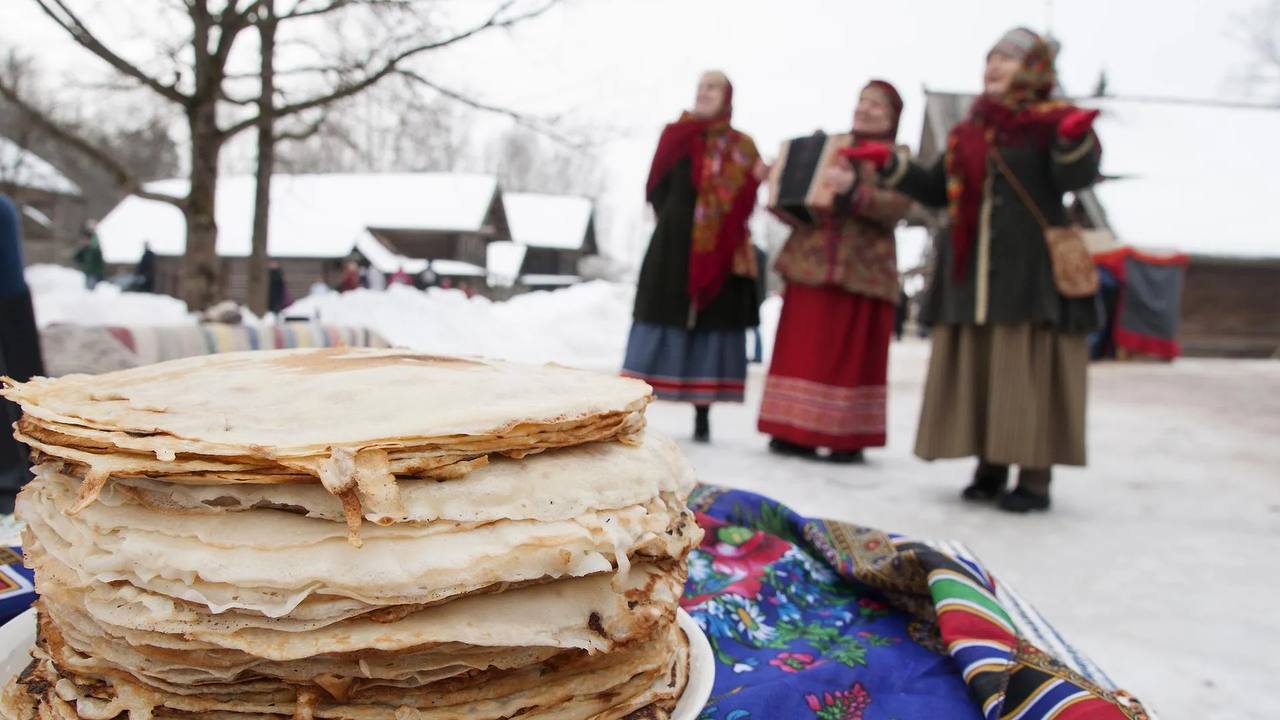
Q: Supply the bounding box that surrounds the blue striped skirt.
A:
[621,322,747,403]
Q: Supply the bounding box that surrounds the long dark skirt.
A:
[622,322,747,403]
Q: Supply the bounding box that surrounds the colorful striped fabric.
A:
[38,323,390,377]
[688,486,1152,720]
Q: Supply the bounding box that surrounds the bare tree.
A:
[1232,0,1280,101]
[0,0,559,309]
[484,127,604,196]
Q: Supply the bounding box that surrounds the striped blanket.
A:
[38,323,389,377]
[685,486,1153,720]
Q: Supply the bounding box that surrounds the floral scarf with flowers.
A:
[683,486,1150,720]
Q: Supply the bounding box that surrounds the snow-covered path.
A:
[646,339,1279,720]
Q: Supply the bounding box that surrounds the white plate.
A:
[0,607,714,717]
[674,608,715,719]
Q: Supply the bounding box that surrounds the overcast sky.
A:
[1,0,1268,261]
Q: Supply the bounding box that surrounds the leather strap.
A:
[988,149,1051,231]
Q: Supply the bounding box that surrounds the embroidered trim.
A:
[975,169,995,325]
[759,376,887,435]
[1052,133,1096,165]
[883,147,912,188]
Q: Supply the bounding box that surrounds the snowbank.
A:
[24,264,195,329]
[285,281,638,369]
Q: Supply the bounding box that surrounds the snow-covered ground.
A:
[21,266,1276,718]
[24,265,194,329]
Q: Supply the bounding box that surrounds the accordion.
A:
[766,131,852,226]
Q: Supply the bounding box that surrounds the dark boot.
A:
[961,461,1009,502]
[999,468,1052,513]
[827,449,865,464]
[768,437,817,458]
[693,405,710,443]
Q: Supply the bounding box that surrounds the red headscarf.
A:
[646,77,761,313]
[946,29,1077,280]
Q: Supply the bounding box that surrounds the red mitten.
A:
[1059,109,1101,141]
[839,142,893,169]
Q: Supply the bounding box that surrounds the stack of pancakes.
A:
[0,349,701,720]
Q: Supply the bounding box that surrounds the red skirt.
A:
[758,284,894,450]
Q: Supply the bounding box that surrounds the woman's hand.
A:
[824,159,856,194]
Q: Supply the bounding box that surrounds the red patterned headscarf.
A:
[646,75,761,313]
[945,28,1075,280]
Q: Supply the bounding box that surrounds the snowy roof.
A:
[503,192,593,250]
[22,204,53,228]
[0,136,81,196]
[486,241,527,287]
[353,232,428,274]
[1080,98,1279,258]
[97,173,499,264]
[919,91,1280,258]
[430,259,487,277]
[520,274,581,286]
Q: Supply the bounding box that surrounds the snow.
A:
[24,265,194,328]
[520,274,581,285]
[1081,99,1280,258]
[429,259,487,277]
[353,232,428,275]
[0,137,80,197]
[284,280,636,367]
[96,173,499,264]
[21,205,52,229]
[503,192,594,250]
[486,241,528,287]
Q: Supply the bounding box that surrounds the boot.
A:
[768,437,817,458]
[999,467,1051,513]
[827,449,865,464]
[693,405,710,443]
[961,461,1009,502]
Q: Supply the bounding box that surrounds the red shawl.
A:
[946,36,1075,280]
[646,83,761,312]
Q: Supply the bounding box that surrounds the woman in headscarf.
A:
[623,70,764,443]
[851,28,1103,511]
[758,80,911,463]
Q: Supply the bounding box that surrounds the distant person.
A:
[390,266,413,286]
[338,260,361,292]
[267,259,290,314]
[758,80,911,464]
[857,27,1103,512]
[136,242,157,293]
[73,221,105,288]
[0,193,44,511]
[622,70,765,444]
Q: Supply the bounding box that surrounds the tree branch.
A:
[32,0,190,105]
[0,75,185,207]
[221,0,559,137]
[276,110,329,142]
[394,69,584,149]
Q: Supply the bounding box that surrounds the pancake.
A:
[2,349,700,720]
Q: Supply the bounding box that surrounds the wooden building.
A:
[0,136,83,265]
